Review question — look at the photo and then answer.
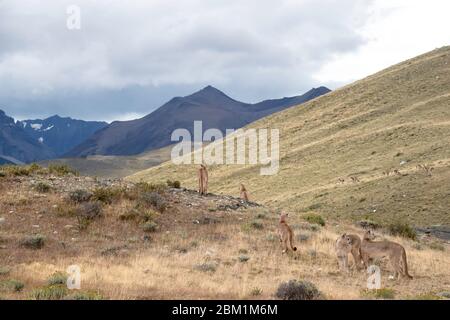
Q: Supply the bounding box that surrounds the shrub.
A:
[194,262,218,273]
[428,242,445,251]
[1,165,30,176]
[166,180,181,188]
[303,213,325,226]
[265,234,278,242]
[296,233,310,242]
[250,287,262,297]
[92,187,122,204]
[135,182,167,194]
[65,291,104,300]
[362,288,395,300]
[358,220,381,229]
[30,285,68,300]
[138,192,167,213]
[47,272,68,286]
[387,221,417,240]
[20,234,45,249]
[276,280,322,300]
[0,267,11,276]
[34,182,51,193]
[250,220,264,230]
[0,279,24,292]
[77,201,103,220]
[139,208,160,223]
[142,221,158,233]
[48,164,78,176]
[69,189,92,203]
[238,255,250,263]
[119,209,139,221]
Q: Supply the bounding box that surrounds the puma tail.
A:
[402,249,413,279]
[289,235,297,251]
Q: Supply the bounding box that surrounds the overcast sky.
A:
[0,0,449,122]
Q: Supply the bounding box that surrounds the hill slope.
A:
[65,86,330,157]
[129,46,450,227]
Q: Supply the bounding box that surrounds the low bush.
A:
[138,192,167,213]
[276,280,322,300]
[47,272,68,286]
[142,221,158,233]
[166,180,181,188]
[34,182,51,193]
[362,288,395,300]
[48,164,78,176]
[358,220,381,229]
[0,279,24,292]
[303,213,325,226]
[387,221,417,240]
[65,291,104,300]
[30,285,68,300]
[92,187,123,204]
[20,234,45,249]
[69,189,93,203]
[77,201,103,220]
[194,262,218,273]
[238,255,250,263]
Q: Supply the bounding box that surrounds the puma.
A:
[361,230,413,280]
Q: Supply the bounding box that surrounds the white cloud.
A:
[314,0,450,84]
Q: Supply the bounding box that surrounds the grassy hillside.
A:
[129,46,450,228]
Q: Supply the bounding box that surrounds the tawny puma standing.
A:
[278,213,297,253]
[198,164,209,195]
[240,184,249,201]
[361,230,413,280]
[335,234,363,272]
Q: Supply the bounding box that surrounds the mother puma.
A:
[361,230,413,280]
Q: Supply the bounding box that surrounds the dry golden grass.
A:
[1,177,449,300]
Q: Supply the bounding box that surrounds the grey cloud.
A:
[0,0,373,120]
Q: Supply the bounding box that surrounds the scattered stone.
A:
[0,217,5,224]
[437,292,450,298]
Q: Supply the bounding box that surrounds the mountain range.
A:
[0,110,107,164]
[0,85,330,164]
[65,86,330,157]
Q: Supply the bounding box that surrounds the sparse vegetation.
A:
[303,213,325,227]
[362,288,395,300]
[20,234,45,249]
[48,164,78,177]
[194,262,218,273]
[0,267,11,276]
[358,219,381,229]
[275,280,322,300]
[238,255,250,263]
[69,189,93,203]
[0,279,24,293]
[30,285,68,300]
[142,221,158,233]
[47,272,68,286]
[250,287,262,297]
[65,291,104,300]
[166,179,181,188]
[138,192,167,213]
[34,182,51,193]
[92,187,123,204]
[387,221,417,240]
